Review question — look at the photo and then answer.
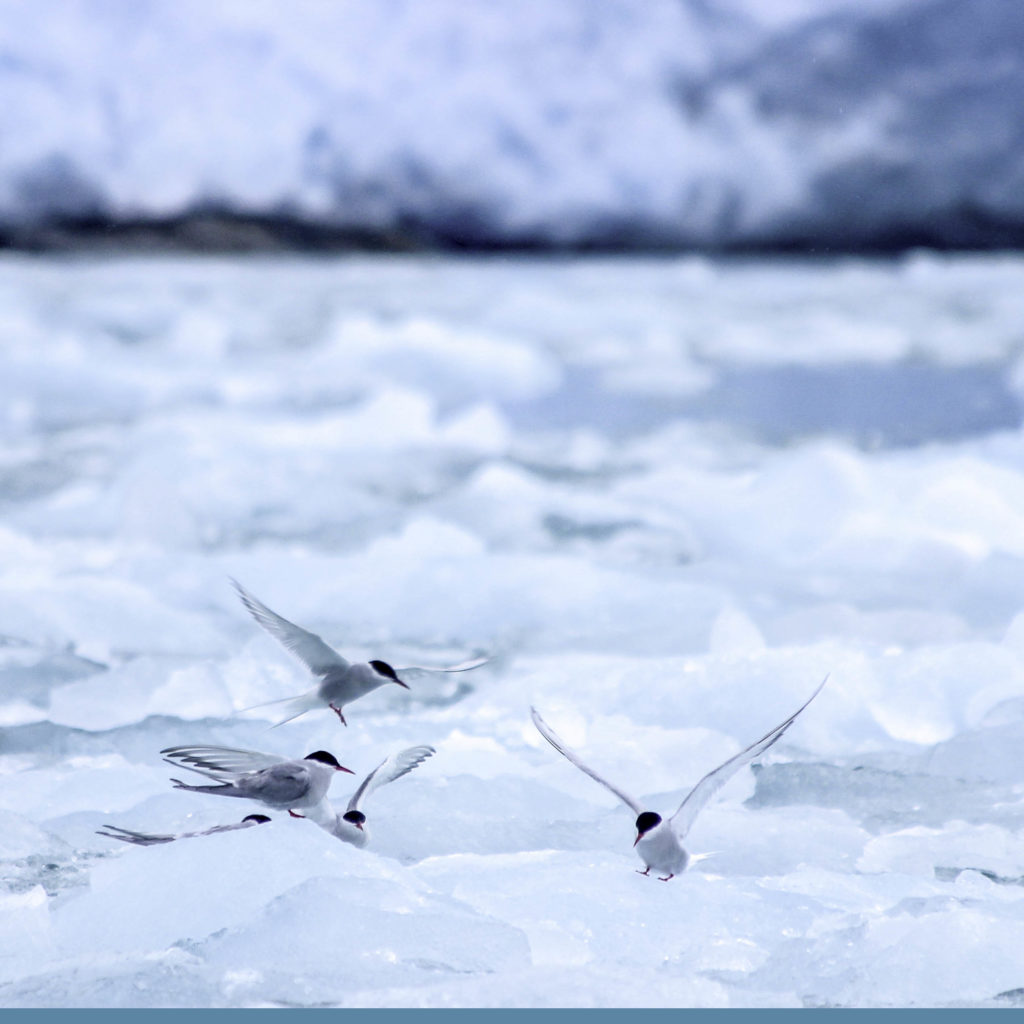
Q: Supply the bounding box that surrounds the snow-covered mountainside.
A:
[1,0,1021,249]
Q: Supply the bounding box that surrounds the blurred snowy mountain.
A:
[1,0,1021,249]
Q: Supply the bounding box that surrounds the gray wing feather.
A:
[394,656,490,681]
[160,745,288,779]
[237,761,311,803]
[96,825,176,846]
[346,745,435,813]
[97,817,269,846]
[669,676,829,839]
[231,578,348,676]
[530,707,643,816]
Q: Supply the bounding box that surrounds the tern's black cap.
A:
[305,750,341,768]
[635,811,662,836]
[369,660,399,681]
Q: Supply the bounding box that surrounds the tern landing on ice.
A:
[305,744,436,848]
[96,814,272,846]
[231,579,489,726]
[530,678,827,881]
[161,745,353,817]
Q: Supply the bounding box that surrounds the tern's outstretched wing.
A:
[530,707,643,816]
[231,578,348,676]
[160,745,288,781]
[668,676,828,840]
[97,814,271,846]
[394,656,490,682]
[346,745,435,814]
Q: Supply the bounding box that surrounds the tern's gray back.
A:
[236,762,314,807]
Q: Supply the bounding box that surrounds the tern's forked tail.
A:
[237,689,322,728]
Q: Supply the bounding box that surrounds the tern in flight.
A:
[531,678,827,880]
[161,745,353,818]
[232,579,488,726]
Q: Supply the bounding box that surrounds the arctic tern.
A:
[305,744,436,848]
[96,814,272,846]
[530,677,827,880]
[96,747,435,852]
[161,745,353,817]
[231,578,488,726]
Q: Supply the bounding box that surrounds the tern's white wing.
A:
[394,656,490,681]
[346,745,435,814]
[231,578,348,676]
[668,677,828,840]
[160,745,288,780]
[530,707,643,816]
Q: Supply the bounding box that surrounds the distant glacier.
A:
[1,0,1022,249]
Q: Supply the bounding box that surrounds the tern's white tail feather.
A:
[238,689,321,727]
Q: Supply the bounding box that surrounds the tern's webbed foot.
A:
[636,867,651,876]
[288,810,305,818]
[328,703,347,726]
[658,874,674,882]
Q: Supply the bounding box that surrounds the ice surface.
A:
[2,253,1024,1007]
[0,1,1022,248]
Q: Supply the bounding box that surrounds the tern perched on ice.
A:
[530,678,827,881]
[162,745,353,817]
[305,744,436,848]
[96,814,271,846]
[231,579,488,726]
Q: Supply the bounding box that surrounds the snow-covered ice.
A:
[3,252,1024,1006]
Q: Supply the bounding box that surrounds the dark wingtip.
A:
[243,814,272,824]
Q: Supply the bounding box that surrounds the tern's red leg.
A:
[658,874,674,882]
[636,867,651,876]
[288,810,305,818]
[329,703,347,726]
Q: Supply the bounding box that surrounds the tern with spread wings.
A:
[161,745,353,817]
[531,678,827,880]
[231,579,488,726]
[98,747,435,852]
[306,744,436,847]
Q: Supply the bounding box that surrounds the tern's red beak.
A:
[337,765,355,774]
[394,678,410,689]
[634,833,642,847]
